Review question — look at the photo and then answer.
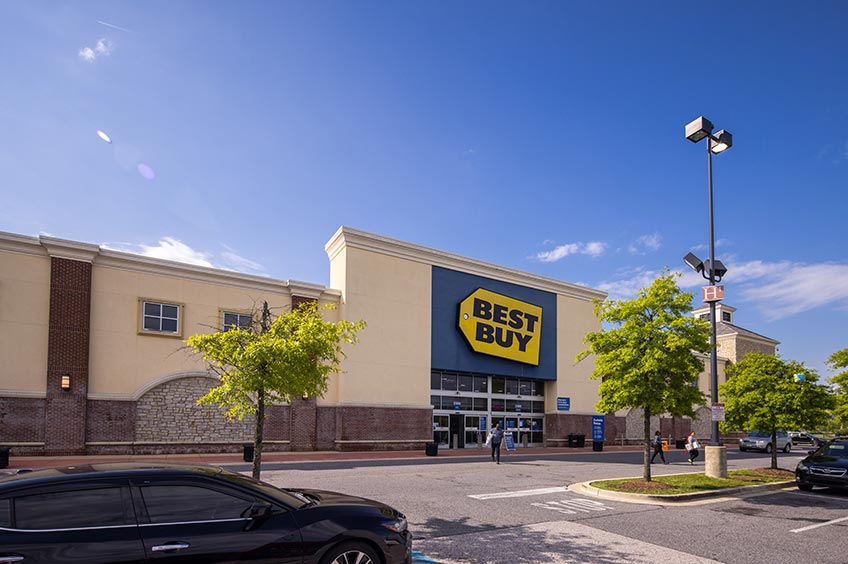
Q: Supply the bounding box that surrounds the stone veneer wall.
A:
[135,376,253,444]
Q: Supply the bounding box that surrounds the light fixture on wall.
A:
[60,373,71,391]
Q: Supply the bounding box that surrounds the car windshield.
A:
[748,431,771,437]
[822,444,848,458]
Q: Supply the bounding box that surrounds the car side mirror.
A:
[808,450,817,456]
[246,502,273,519]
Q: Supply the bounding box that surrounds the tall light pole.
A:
[684,116,732,448]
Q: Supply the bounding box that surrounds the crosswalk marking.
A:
[532,498,610,514]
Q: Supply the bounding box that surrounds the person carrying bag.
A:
[686,431,700,464]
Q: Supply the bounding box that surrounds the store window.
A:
[139,300,182,336]
[223,311,253,331]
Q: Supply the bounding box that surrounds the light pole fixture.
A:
[60,373,71,391]
[684,115,733,448]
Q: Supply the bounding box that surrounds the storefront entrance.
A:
[431,371,545,449]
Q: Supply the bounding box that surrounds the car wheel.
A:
[798,483,813,492]
[321,542,380,564]
[784,442,791,453]
[765,444,773,454]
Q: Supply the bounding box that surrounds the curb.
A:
[570,478,795,505]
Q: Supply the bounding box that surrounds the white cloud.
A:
[220,246,266,274]
[103,238,266,275]
[138,238,213,267]
[628,232,663,255]
[533,241,607,262]
[691,239,731,252]
[79,38,113,62]
[597,258,848,321]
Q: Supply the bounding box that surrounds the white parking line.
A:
[791,515,848,533]
[468,486,570,500]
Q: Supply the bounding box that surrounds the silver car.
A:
[739,430,792,453]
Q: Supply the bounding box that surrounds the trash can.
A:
[592,441,603,452]
[675,439,687,449]
[425,442,438,456]
[567,433,578,447]
[243,444,254,462]
[0,447,9,469]
[575,434,586,448]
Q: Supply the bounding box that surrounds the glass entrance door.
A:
[449,414,465,448]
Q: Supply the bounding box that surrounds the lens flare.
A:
[137,163,156,180]
[96,130,112,144]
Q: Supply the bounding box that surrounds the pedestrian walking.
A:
[489,423,504,464]
[650,430,668,464]
[686,431,700,464]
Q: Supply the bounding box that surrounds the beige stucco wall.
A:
[88,264,293,397]
[549,294,602,414]
[329,246,431,407]
[0,250,50,394]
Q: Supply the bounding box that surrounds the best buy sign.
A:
[458,288,542,365]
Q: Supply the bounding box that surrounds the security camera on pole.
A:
[684,116,733,478]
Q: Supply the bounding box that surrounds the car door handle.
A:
[0,556,25,563]
[151,543,190,552]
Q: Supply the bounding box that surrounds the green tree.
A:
[577,271,710,481]
[827,347,848,428]
[720,353,834,469]
[186,301,365,478]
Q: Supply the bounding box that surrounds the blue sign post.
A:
[592,416,605,442]
[479,416,487,431]
[504,432,516,452]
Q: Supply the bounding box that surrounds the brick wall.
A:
[44,258,91,455]
[86,400,135,442]
[290,397,317,451]
[334,406,432,451]
[0,397,46,454]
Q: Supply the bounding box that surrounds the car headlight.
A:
[382,516,408,533]
[796,462,808,472]
[756,440,765,446]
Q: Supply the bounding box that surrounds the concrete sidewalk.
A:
[2,443,648,471]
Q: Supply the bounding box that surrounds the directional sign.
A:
[592,416,605,441]
[702,285,725,303]
[504,432,516,451]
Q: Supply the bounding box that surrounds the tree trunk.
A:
[250,302,272,480]
[771,428,778,470]
[252,387,265,479]
[644,406,652,481]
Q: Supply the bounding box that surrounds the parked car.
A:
[795,440,848,491]
[789,431,825,447]
[739,430,792,453]
[0,462,412,564]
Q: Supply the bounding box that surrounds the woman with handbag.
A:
[686,431,700,464]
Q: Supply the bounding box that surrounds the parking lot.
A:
[260,449,848,564]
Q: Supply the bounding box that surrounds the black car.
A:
[795,440,848,492]
[789,432,824,447]
[0,462,412,564]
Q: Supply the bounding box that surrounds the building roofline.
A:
[325,226,607,302]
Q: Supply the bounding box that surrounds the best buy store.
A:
[0,227,613,456]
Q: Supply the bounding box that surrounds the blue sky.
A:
[2,2,846,376]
